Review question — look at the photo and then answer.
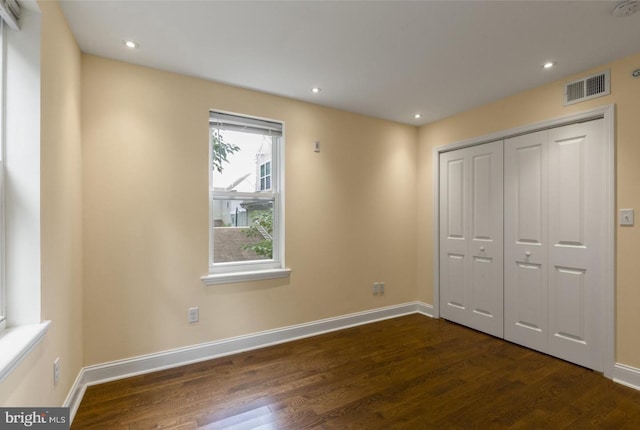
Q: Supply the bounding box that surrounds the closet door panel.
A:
[515,145,544,243]
[440,152,470,325]
[504,131,548,353]
[472,153,494,239]
[547,120,605,371]
[468,143,503,336]
[513,261,545,331]
[440,141,503,337]
[550,266,586,341]
[445,253,466,311]
[447,159,466,239]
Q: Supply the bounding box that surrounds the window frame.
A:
[0,2,51,383]
[202,111,290,286]
[0,18,6,330]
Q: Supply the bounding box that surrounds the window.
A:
[0,0,22,330]
[202,111,289,285]
[0,1,51,383]
[259,161,271,191]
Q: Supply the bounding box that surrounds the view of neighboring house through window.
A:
[209,111,284,273]
[259,161,271,191]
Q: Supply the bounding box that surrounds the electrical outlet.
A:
[188,307,199,324]
[379,282,385,295]
[53,357,60,386]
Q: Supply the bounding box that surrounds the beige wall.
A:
[418,52,640,368]
[81,55,418,365]
[0,1,83,405]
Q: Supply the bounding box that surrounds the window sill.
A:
[201,268,291,286]
[0,320,51,382]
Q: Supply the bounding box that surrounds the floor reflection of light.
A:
[204,404,278,429]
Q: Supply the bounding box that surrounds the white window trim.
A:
[203,111,289,285]
[0,320,50,382]
[201,268,291,286]
[0,1,48,381]
[0,17,6,330]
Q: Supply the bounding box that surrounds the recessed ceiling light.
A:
[543,61,555,69]
[414,113,422,119]
[123,40,139,49]
[311,87,321,94]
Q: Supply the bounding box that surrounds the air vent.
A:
[564,70,610,105]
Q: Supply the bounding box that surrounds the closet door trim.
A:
[432,104,614,378]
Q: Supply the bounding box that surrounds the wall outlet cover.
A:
[620,208,634,226]
[188,307,199,323]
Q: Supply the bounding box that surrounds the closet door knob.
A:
[525,251,531,257]
[480,246,485,252]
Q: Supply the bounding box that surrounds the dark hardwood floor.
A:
[72,314,640,429]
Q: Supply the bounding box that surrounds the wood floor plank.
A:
[72,315,640,429]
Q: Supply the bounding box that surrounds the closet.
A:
[439,118,607,372]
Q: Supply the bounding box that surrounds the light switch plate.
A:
[620,209,634,226]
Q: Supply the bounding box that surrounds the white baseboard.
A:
[63,368,87,422]
[65,301,433,423]
[613,363,640,392]
[415,301,434,318]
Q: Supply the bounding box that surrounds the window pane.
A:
[212,199,274,263]
[209,111,283,273]
[211,129,273,193]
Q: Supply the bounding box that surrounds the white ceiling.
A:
[58,1,640,125]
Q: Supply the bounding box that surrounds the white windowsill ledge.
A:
[0,320,51,382]
[201,268,291,286]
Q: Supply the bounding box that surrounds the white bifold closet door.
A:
[439,141,504,338]
[504,119,606,371]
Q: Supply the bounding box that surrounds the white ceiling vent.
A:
[564,70,610,106]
